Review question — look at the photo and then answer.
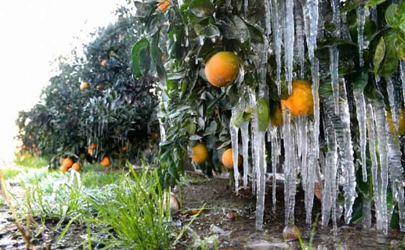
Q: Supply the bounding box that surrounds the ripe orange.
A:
[62,158,73,168]
[101,59,107,66]
[222,148,242,169]
[121,146,127,151]
[80,81,89,90]
[281,80,314,116]
[89,143,97,149]
[60,165,69,173]
[72,162,81,171]
[191,143,208,164]
[101,156,111,167]
[271,103,283,127]
[387,108,405,136]
[205,51,241,87]
[158,0,170,11]
[87,148,93,155]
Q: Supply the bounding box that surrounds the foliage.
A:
[132,0,405,226]
[15,4,159,168]
[84,168,174,250]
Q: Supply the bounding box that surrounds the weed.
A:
[84,167,174,250]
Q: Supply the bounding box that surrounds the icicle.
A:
[297,116,308,186]
[272,0,282,96]
[230,121,240,191]
[303,0,319,60]
[387,113,405,232]
[357,5,366,67]
[354,92,367,182]
[322,111,338,233]
[282,108,297,225]
[324,81,357,224]
[331,0,341,38]
[386,77,399,130]
[241,121,250,187]
[249,92,257,194]
[264,0,272,37]
[401,60,405,107]
[373,100,389,234]
[305,122,316,225]
[253,85,268,231]
[294,0,305,79]
[311,58,320,159]
[285,0,295,94]
[366,104,379,213]
[330,47,340,114]
[270,126,280,212]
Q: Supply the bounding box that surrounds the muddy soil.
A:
[177,177,404,250]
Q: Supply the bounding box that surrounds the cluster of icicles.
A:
[226,0,405,234]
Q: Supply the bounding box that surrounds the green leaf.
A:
[189,0,215,17]
[352,71,369,93]
[365,0,387,8]
[245,22,264,44]
[230,109,251,128]
[385,4,401,28]
[373,36,386,74]
[378,31,399,76]
[257,98,270,132]
[150,34,167,84]
[131,39,151,78]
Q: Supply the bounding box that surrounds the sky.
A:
[0,0,123,164]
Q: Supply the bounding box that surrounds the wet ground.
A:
[176,177,405,250]
[0,176,404,249]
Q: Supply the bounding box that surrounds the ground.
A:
[0,165,404,249]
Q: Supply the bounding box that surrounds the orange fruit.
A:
[281,80,314,116]
[89,143,97,149]
[222,148,242,169]
[80,81,89,90]
[387,108,405,136]
[62,158,73,168]
[87,148,93,155]
[121,146,127,151]
[158,0,169,11]
[72,162,81,171]
[271,103,283,127]
[60,165,69,173]
[22,145,27,150]
[101,59,107,66]
[101,156,111,167]
[205,51,241,87]
[191,143,209,164]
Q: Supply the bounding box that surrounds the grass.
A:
[14,153,48,169]
[2,168,20,180]
[84,167,175,250]
[5,161,185,249]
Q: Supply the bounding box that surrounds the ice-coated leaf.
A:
[131,38,151,78]
[189,0,215,17]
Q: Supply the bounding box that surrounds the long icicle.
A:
[354,92,367,182]
[272,0,283,96]
[285,0,295,94]
[373,100,389,234]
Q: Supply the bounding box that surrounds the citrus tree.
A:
[16,4,159,168]
[133,0,405,231]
